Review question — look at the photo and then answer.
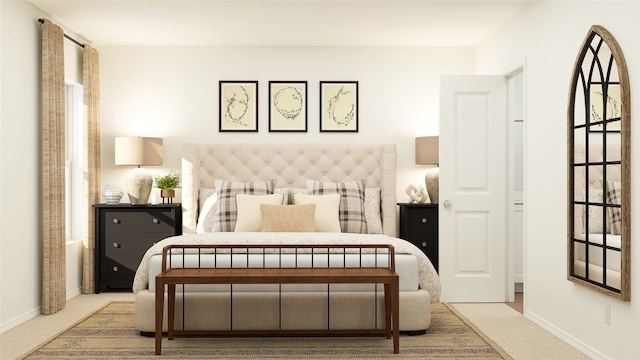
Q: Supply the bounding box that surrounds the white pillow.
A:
[305,180,368,234]
[293,193,341,232]
[199,187,216,212]
[213,179,277,232]
[584,188,605,234]
[196,192,218,233]
[364,187,383,234]
[234,193,285,232]
[274,188,289,204]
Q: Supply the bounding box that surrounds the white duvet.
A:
[132,232,441,303]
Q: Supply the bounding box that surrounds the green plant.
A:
[153,169,181,190]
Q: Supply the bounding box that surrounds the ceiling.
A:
[27,0,533,47]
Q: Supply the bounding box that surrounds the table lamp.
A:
[115,137,163,204]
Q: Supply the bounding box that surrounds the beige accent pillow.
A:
[293,193,341,232]
[260,204,316,232]
[234,193,285,232]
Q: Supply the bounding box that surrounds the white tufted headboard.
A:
[182,143,397,237]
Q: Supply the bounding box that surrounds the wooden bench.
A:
[154,244,400,355]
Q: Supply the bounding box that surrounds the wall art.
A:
[219,81,258,132]
[590,84,621,132]
[268,81,307,132]
[319,81,358,132]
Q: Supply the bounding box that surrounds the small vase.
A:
[102,184,123,204]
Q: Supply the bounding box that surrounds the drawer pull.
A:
[112,218,120,224]
[112,266,119,272]
[422,242,427,247]
[113,242,121,248]
[421,218,427,224]
[153,218,160,224]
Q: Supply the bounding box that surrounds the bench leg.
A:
[155,277,164,355]
[392,276,399,354]
[167,284,176,340]
[384,283,392,339]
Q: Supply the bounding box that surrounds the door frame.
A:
[504,59,526,304]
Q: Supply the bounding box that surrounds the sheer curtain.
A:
[82,45,101,294]
[41,19,66,314]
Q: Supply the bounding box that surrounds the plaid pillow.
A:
[603,179,622,235]
[212,179,276,232]
[306,180,368,234]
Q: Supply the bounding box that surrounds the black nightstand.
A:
[94,203,182,293]
[397,203,438,273]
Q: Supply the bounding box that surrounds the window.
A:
[65,81,84,244]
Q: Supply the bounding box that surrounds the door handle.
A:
[443,200,451,208]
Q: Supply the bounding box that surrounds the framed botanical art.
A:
[219,81,258,132]
[589,83,621,132]
[319,81,358,132]
[269,81,307,132]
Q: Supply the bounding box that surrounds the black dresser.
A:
[94,203,182,293]
[397,203,439,273]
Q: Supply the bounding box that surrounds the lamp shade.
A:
[115,137,163,166]
[115,137,163,204]
[415,136,439,165]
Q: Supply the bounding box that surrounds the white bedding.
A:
[133,232,441,302]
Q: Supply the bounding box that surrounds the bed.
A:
[133,143,441,334]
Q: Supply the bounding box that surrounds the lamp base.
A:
[425,167,439,204]
[125,168,153,204]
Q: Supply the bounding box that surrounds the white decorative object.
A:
[415,136,439,203]
[102,183,123,204]
[115,137,163,204]
[405,184,428,204]
[425,168,439,204]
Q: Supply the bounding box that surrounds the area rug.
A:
[19,301,512,359]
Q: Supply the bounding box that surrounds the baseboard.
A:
[67,287,82,299]
[0,306,41,334]
[1,291,80,334]
[524,309,610,360]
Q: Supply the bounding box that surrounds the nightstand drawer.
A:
[103,209,176,234]
[104,232,167,270]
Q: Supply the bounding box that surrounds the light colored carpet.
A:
[1,293,587,360]
[1,292,135,360]
[14,301,512,359]
[452,303,589,360]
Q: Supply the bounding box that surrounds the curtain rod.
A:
[38,18,85,48]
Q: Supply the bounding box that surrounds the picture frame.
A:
[319,81,358,132]
[268,81,307,132]
[589,83,621,132]
[219,81,258,132]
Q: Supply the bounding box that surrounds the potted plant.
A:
[153,169,181,203]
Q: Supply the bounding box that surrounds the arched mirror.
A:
[568,25,630,301]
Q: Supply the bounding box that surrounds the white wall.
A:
[477,1,640,359]
[1,0,45,331]
[96,45,476,203]
[0,0,86,332]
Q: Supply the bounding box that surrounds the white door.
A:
[439,75,507,302]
